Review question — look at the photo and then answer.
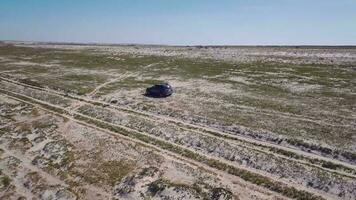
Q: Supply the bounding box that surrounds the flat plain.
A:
[0,42,355,200]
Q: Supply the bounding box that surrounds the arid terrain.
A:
[0,41,355,200]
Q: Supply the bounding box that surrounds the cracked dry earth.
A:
[0,42,355,200]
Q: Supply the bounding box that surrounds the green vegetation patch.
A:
[0,176,11,189]
[81,160,135,186]
[147,179,211,199]
[0,170,11,190]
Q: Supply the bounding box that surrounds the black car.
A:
[145,83,173,97]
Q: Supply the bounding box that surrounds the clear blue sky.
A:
[1,0,355,45]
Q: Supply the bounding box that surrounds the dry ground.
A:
[0,42,355,200]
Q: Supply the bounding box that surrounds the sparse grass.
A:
[31,119,56,130]
[0,170,11,189]
[4,88,321,199]
[1,176,11,188]
[72,114,323,200]
[20,78,44,88]
[4,85,356,176]
[81,160,134,186]
[24,172,41,186]
[30,108,40,117]
[0,129,6,137]
[98,77,163,95]
[147,179,209,198]
[17,73,109,96]
[1,44,355,199]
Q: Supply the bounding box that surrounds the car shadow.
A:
[142,93,172,98]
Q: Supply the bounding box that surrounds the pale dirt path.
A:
[70,73,132,110]
[0,89,339,200]
[1,91,292,200]
[67,100,85,112]
[2,75,354,125]
[0,70,20,74]
[57,118,286,200]
[89,98,356,173]
[61,94,356,178]
[2,82,356,178]
[86,77,121,98]
[86,72,136,98]
[1,76,355,173]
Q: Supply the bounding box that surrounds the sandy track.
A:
[0,95,283,200]
[0,76,354,171]
[2,75,354,125]
[0,93,293,200]
[86,73,132,98]
[0,88,333,200]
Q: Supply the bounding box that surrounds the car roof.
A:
[154,83,170,87]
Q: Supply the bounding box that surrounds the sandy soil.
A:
[0,42,355,200]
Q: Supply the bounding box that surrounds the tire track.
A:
[0,88,329,200]
[0,76,354,172]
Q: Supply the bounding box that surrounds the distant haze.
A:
[1,0,356,45]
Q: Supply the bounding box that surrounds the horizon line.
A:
[2,40,356,48]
